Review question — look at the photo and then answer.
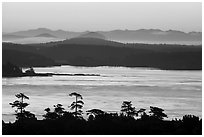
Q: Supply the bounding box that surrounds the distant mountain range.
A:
[3,28,202,45]
[78,32,106,40]
[34,33,57,38]
[2,34,28,40]
[6,28,69,38]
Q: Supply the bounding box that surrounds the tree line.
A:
[8,92,168,121]
[3,92,202,135]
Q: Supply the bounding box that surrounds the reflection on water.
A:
[2,66,202,122]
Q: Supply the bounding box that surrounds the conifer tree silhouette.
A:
[9,93,35,121]
[69,92,84,117]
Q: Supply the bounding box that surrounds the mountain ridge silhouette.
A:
[3,28,201,45]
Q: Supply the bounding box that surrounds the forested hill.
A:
[2,38,202,70]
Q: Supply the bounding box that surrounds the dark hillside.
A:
[3,49,56,67]
[38,43,201,70]
[2,40,202,70]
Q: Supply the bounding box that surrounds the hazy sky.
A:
[2,2,202,33]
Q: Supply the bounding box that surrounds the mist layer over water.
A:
[2,66,202,122]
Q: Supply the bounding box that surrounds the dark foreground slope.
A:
[3,93,202,135]
[2,38,202,70]
[3,114,202,135]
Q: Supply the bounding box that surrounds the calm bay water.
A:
[2,66,202,122]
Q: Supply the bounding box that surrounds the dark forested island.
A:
[2,38,202,71]
[2,62,100,77]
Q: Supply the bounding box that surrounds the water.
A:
[2,66,202,122]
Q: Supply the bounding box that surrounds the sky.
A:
[2,2,202,33]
